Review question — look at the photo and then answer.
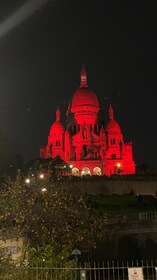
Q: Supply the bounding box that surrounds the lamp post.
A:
[155,267,157,280]
[116,163,121,175]
[39,173,44,179]
[80,270,86,280]
[72,248,81,280]
[25,178,30,184]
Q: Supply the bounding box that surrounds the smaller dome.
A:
[106,119,121,133]
[106,104,121,133]
[49,106,65,135]
[50,121,65,135]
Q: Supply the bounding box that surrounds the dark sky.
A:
[0,0,157,169]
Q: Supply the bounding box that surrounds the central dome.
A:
[70,65,100,111]
[71,87,99,109]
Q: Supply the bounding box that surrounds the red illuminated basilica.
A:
[40,66,135,176]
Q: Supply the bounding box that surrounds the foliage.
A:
[0,250,75,280]
[0,171,101,254]
[24,156,71,180]
[87,194,157,217]
[0,256,21,280]
[27,245,74,267]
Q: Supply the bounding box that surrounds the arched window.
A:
[94,152,98,159]
[93,167,101,176]
[56,140,60,146]
[111,138,116,144]
[83,145,87,157]
[82,167,91,176]
[83,128,87,139]
[72,167,79,176]
[111,154,116,159]
[94,124,97,133]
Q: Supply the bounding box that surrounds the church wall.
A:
[64,179,157,196]
[70,160,103,176]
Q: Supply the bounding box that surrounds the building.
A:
[40,66,135,176]
[0,230,23,262]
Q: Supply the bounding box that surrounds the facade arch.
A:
[82,167,91,176]
[72,167,79,176]
[111,153,116,159]
[93,167,102,176]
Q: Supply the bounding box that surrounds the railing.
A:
[105,212,157,224]
[0,260,157,280]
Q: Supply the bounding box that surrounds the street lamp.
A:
[72,248,81,280]
[80,270,86,280]
[116,163,121,174]
[25,178,30,184]
[41,187,47,193]
[39,173,44,179]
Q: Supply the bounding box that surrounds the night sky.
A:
[0,0,157,171]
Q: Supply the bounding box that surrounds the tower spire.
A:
[109,104,114,120]
[56,106,61,121]
[80,64,88,88]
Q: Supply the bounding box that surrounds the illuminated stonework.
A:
[40,65,135,176]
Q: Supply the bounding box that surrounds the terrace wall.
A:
[64,177,157,196]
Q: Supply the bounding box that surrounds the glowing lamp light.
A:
[80,269,86,280]
[41,187,47,193]
[69,164,73,168]
[39,173,44,179]
[25,178,30,184]
[116,162,122,175]
[82,171,85,175]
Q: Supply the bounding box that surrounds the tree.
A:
[0,171,101,257]
[24,156,72,179]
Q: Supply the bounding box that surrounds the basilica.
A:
[40,66,135,176]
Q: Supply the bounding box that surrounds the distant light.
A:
[25,178,30,184]
[82,171,84,174]
[80,270,86,280]
[117,163,121,168]
[41,187,47,193]
[69,164,73,168]
[39,173,44,179]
